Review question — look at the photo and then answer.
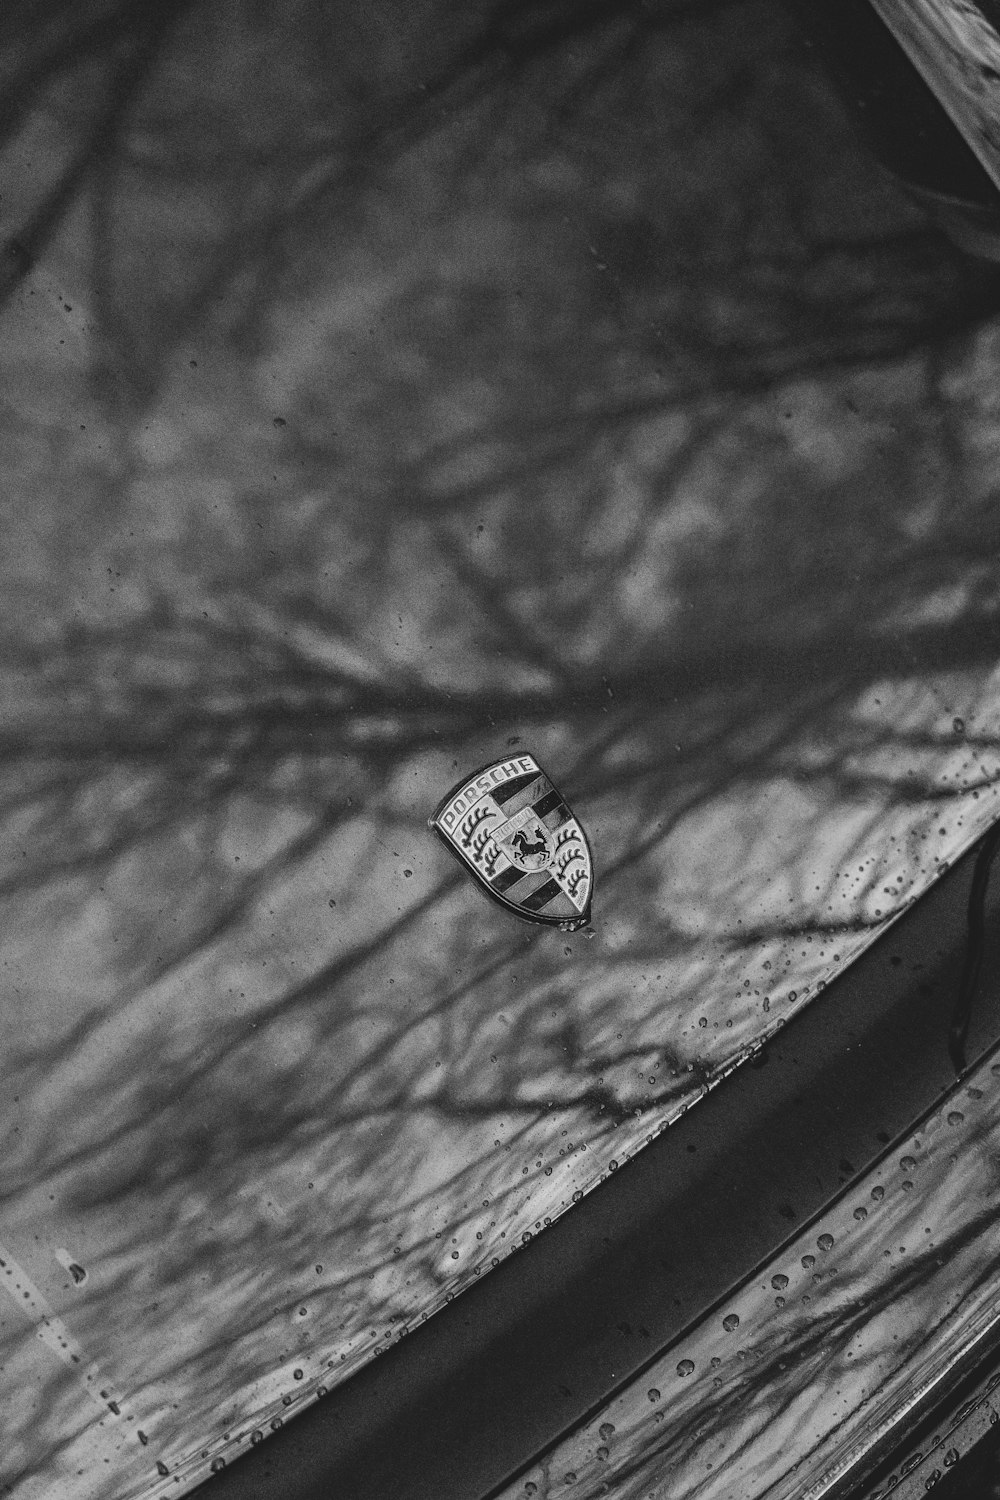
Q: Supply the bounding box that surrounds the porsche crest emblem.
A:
[429,753,593,931]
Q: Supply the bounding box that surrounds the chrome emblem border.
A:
[429,753,593,931]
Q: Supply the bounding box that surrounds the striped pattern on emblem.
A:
[487,778,582,919]
[520,877,564,912]
[491,771,542,808]
[532,787,563,820]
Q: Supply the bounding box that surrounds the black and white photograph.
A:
[3,2,1000,1497]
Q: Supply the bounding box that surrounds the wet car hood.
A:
[1,2,1000,1495]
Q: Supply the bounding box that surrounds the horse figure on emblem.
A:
[511,827,549,862]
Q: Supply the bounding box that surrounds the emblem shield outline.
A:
[428,753,594,931]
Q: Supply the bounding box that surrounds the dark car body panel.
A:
[205,827,1000,1500]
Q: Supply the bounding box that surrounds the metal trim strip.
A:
[871,0,1000,192]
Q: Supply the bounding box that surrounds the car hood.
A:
[1,2,1000,1495]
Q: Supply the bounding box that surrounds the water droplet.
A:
[521,1231,532,1244]
[817,1233,834,1251]
[775,1295,786,1307]
[801,1254,815,1269]
[451,1250,460,1259]
[211,1458,226,1474]
[293,1369,303,1380]
[69,1263,87,1285]
[137,1432,148,1447]
[924,1470,941,1489]
[947,1111,964,1126]
[525,1486,538,1498]
[403,869,413,877]
[871,1185,885,1202]
[564,1472,577,1484]
[771,1273,789,1290]
[598,1422,615,1441]
[853,1206,868,1221]
[902,1180,914,1192]
[676,1359,695,1377]
[954,718,965,734]
[270,1417,283,1430]
[722,1313,740,1332]
[250,1431,264,1446]
[572,1191,583,1203]
[156,1462,169,1477]
[596,1446,609,1461]
[647,1387,661,1403]
[901,1156,916,1172]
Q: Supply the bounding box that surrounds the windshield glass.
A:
[2,2,999,1494]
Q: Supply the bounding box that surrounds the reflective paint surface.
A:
[495,1047,1000,1500]
[2,3,1000,1495]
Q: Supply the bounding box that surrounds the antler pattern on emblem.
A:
[472,829,500,875]
[556,849,585,880]
[555,824,587,883]
[460,804,495,848]
[567,868,588,899]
